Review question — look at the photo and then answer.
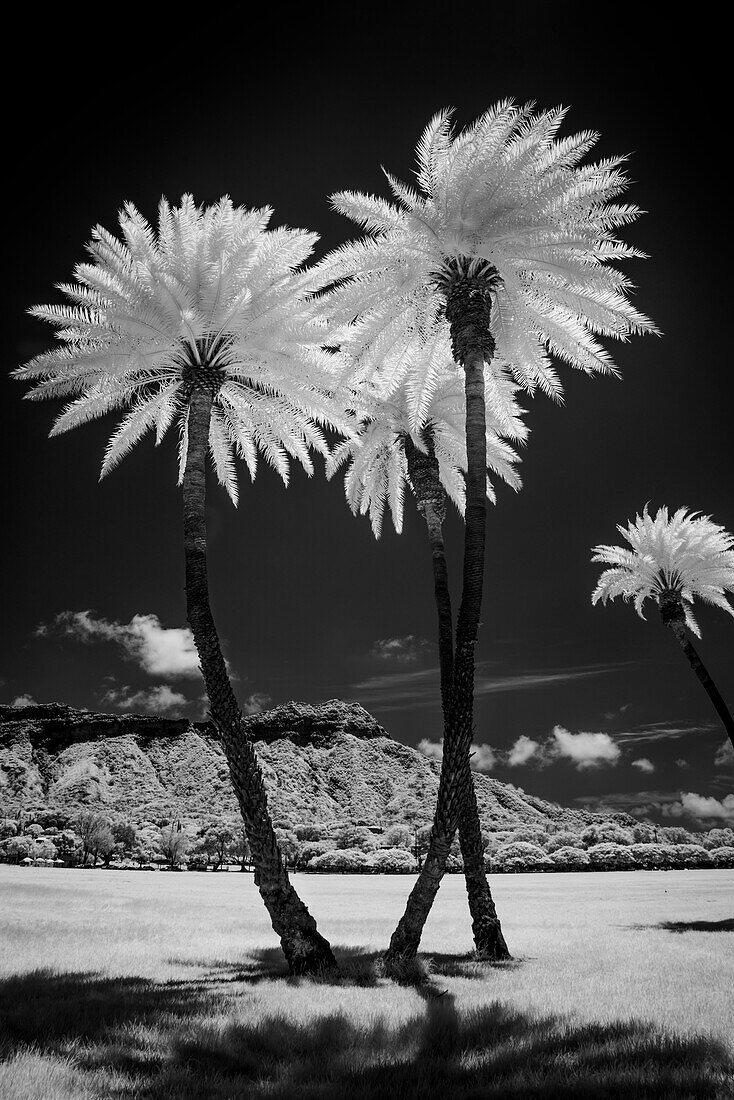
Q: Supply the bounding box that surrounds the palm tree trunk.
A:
[660,604,734,750]
[183,386,337,975]
[406,438,509,960]
[385,327,494,966]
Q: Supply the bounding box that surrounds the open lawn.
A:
[1,866,732,1098]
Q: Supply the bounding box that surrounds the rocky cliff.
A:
[0,700,634,830]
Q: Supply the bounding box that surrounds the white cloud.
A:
[551,725,621,770]
[370,636,431,664]
[416,738,496,772]
[506,735,540,767]
[631,758,655,774]
[102,684,189,715]
[40,610,201,679]
[10,694,37,707]
[417,738,443,762]
[714,739,734,767]
[470,743,497,773]
[242,692,272,715]
[664,792,734,824]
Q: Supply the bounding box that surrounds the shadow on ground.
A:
[1,962,731,1099]
[633,918,734,934]
[167,946,522,986]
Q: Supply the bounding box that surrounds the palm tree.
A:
[13,195,345,974]
[592,506,734,748]
[329,360,526,957]
[320,101,657,965]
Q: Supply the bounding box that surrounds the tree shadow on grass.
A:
[1,967,731,1099]
[167,946,522,987]
[633,919,734,933]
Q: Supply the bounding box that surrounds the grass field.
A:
[1,866,732,1098]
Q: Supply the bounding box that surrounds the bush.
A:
[300,841,334,867]
[674,844,713,868]
[545,831,584,853]
[295,823,331,842]
[492,842,550,873]
[382,824,412,849]
[710,846,734,868]
[550,846,590,870]
[630,843,671,869]
[335,826,378,852]
[371,848,416,873]
[309,848,371,872]
[587,843,637,870]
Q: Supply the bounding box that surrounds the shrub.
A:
[703,829,734,851]
[550,846,590,870]
[295,823,331,842]
[371,848,416,873]
[492,842,550,873]
[674,844,713,868]
[630,843,671,869]
[382,824,412,849]
[545,831,584,853]
[587,843,637,870]
[710,846,734,868]
[309,848,370,872]
[300,841,334,867]
[335,826,378,852]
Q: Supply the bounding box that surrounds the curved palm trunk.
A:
[183,386,337,975]
[406,438,509,960]
[659,597,734,749]
[386,266,500,966]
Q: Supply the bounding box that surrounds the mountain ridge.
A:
[0,700,637,831]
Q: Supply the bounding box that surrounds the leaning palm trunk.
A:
[659,591,734,749]
[405,438,509,959]
[386,265,501,965]
[184,386,337,975]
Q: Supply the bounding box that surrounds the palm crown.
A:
[319,100,657,408]
[328,360,527,537]
[591,506,734,637]
[13,195,346,505]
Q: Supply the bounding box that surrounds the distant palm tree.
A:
[320,101,657,966]
[592,506,734,748]
[329,361,526,957]
[13,195,345,974]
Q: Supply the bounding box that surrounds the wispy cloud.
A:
[38,610,202,679]
[574,789,682,817]
[714,739,734,767]
[350,661,624,712]
[614,721,718,744]
[506,735,539,767]
[631,758,656,774]
[370,635,432,664]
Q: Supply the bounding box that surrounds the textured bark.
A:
[386,268,499,966]
[405,437,509,960]
[183,386,337,975]
[659,593,734,749]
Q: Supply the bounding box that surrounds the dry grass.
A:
[1,867,732,1098]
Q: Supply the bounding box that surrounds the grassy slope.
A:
[1,866,732,1099]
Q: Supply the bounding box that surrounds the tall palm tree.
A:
[329,361,526,957]
[319,101,657,965]
[592,506,734,748]
[13,195,346,974]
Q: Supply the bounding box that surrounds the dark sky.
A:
[3,5,732,828]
